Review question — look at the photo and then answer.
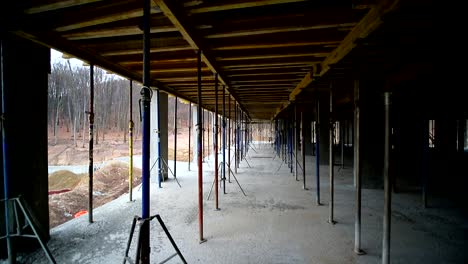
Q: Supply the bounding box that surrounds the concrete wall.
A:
[0,34,50,254]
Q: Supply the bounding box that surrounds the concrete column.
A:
[150,90,168,180]
[192,106,198,164]
[0,35,50,247]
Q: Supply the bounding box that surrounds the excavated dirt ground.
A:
[47,127,197,228]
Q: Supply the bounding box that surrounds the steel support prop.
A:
[316,99,321,205]
[188,103,191,171]
[174,97,178,180]
[228,96,231,183]
[88,64,94,224]
[354,80,365,254]
[140,0,152,260]
[295,104,299,181]
[382,91,392,264]
[214,73,219,210]
[197,50,205,242]
[129,80,134,201]
[222,86,226,194]
[234,103,238,174]
[1,36,14,262]
[301,112,307,190]
[329,87,335,224]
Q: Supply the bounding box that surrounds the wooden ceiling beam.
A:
[188,0,308,14]
[12,30,194,104]
[273,0,401,119]
[205,23,357,39]
[64,26,178,40]
[101,45,192,56]
[154,0,250,117]
[217,53,328,61]
[211,41,341,50]
[54,2,161,32]
[24,0,107,14]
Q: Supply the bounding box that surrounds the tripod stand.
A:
[207,162,246,200]
[0,196,56,263]
[150,157,181,188]
[123,214,186,264]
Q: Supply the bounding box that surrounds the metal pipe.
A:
[140,0,152,260]
[88,63,94,224]
[422,118,428,208]
[354,80,365,254]
[174,97,178,180]
[1,36,15,263]
[329,87,335,224]
[295,104,299,181]
[302,112,307,190]
[129,80,134,201]
[207,110,210,158]
[316,99,321,205]
[382,91,392,264]
[156,88,162,187]
[197,50,205,242]
[214,73,219,210]
[222,86,226,194]
[341,120,344,169]
[188,103,191,171]
[234,103,238,174]
[228,95,231,183]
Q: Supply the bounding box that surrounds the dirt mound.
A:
[48,170,85,191]
[48,162,142,228]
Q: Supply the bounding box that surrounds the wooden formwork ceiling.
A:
[3,0,429,120]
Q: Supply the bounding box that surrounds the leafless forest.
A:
[48,61,191,145]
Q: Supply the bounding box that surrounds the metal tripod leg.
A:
[160,157,182,188]
[227,165,247,196]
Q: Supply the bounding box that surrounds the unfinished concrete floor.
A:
[9,143,468,263]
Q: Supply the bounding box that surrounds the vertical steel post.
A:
[302,112,307,190]
[140,0,152,260]
[341,121,344,169]
[422,118,428,208]
[197,50,205,242]
[88,64,94,224]
[188,103,191,171]
[222,86,226,194]
[214,73,219,210]
[382,91,392,264]
[202,109,205,160]
[329,86,335,224]
[234,103,238,174]
[174,97,178,180]
[1,36,14,263]
[129,79,134,201]
[228,96,231,183]
[316,99,321,205]
[207,110,210,158]
[295,104,299,181]
[354,80,365,254]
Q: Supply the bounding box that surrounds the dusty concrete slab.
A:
[6,142,468,263]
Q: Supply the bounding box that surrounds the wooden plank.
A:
[101,45,192,56]
[188,0,307,14]
[13,30,194,104]
[55,2,160,32]
[211,41,341,50]
[217,53,327,61]
[24,0,106,14]
[205,23,356,39]
[273,0,401,118]
[155,0,250,118]
[64,26,178,40]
